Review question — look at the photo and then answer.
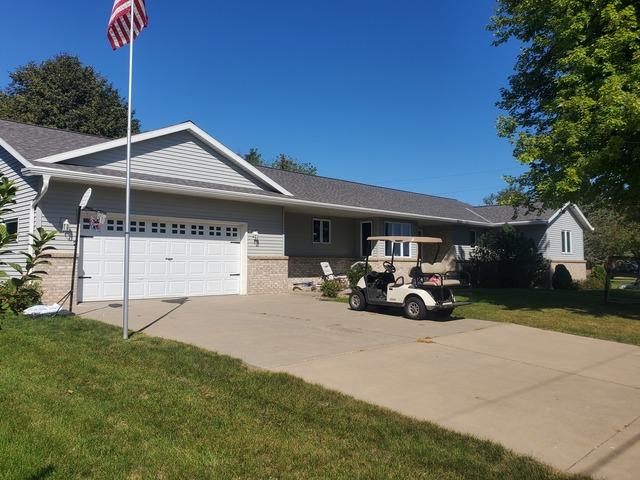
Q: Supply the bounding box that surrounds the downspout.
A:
[28,175,51,253]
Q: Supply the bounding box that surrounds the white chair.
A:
[320,262,347,282]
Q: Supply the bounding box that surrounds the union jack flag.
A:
[107,0,148,50]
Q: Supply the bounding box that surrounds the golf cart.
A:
[349,236,470,320]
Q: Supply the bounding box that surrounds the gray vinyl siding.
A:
[542,210,584,260]
[37,181,284,256]
[62,131,269,191]
[284,212,358,257]
[0,147,39,276]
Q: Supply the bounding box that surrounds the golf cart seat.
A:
[409,266,461,287]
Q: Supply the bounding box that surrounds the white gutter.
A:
[23,165,501,227]
[28,174,51,252]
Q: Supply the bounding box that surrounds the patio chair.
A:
[320,262,348,282]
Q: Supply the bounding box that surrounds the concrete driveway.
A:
[77,294,640,479]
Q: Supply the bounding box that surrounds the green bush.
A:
[320,279,341,298]
[468,225,548,288]
[591,265,607,283]
[579,265,607,290]
[346,262,372,289]
[0,280,42,312]
[552,264,574,290]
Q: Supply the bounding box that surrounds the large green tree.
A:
[583,206,640,265]
[0,54,140,138]
[490,1,640,218]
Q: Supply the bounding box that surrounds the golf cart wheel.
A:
[404,296,427,320]
[433,308,453,320]
[349,290,367,311]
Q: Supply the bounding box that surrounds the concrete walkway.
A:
[77,294,640,479]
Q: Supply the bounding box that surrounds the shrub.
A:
[320,279,341,298]
[0,227,57,313]
[552,264,574,290]
[468,225,548,288]
[0,175,57,313]
[346,262,372,289]
[591,265,607,283]
[579,265,607,290]
[0,280,42,312]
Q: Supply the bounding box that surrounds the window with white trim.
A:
[561,230,572,253]
[151,222,166,234]
[384,222,411,257]
[4,218,18,240]
[312,218,331,244]
[106,219,124,232]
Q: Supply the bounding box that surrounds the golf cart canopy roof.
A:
[367,236,443,244]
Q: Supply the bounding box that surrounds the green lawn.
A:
[0,315,585,480]
[333,286,640,345]
[454,288,640,346]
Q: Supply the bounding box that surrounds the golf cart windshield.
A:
[366,235,443,266]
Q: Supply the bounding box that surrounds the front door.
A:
[360,221,372,256]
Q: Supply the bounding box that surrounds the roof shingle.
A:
[0,119,109,160]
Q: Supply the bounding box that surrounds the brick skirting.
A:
[247,256,290,294]
[550,260,588,281]
[40,251,75,308]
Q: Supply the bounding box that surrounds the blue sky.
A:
[0,0,523,205]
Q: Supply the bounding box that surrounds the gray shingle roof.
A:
[257,166,488,223]
[471,205,553,223]
[3,119,558,225]
[0,119,109,160]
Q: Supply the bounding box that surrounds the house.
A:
[0,119,594,305]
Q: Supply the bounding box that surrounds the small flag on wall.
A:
[107,0,149,50]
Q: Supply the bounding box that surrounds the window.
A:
[312,218,331,244]
[469,230,478,246]
[209,226,222,236]
[172,223,186,235]
[151,222,166,234]
[561,230,572,253]
[384,222,411,257]
[226,226,239,238]
[130,220,146,233]
[4,218,18,239]
[106,219,124,232]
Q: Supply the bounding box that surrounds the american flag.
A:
[107,0,148,50]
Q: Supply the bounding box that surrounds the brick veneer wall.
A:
[40,251,75,308]
[288,256,359,283]
[247,256,290,294]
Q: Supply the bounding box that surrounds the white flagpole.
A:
[123,1,135,340]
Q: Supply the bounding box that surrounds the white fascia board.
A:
[23,165,495,227]
[0,138,33,168]
[31,121,293,197]
[569,204,595,231]
[546,202,595,232]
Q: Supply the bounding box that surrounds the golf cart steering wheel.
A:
[383,261,396,274]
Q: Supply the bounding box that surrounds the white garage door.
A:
[78,215,243,302]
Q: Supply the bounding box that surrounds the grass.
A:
[0,314,585,480]
[333,286,640,345]
[454,288,640,345]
